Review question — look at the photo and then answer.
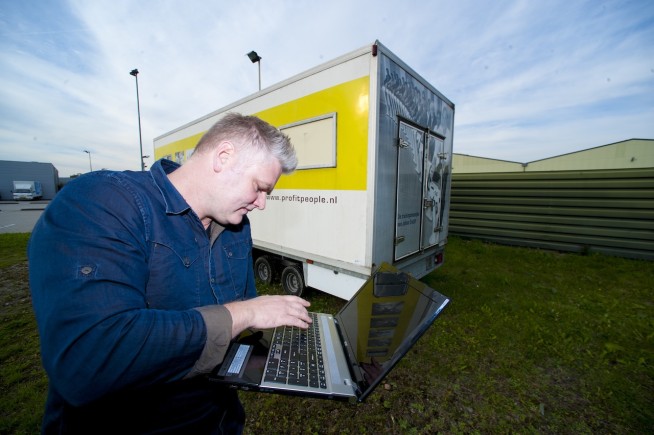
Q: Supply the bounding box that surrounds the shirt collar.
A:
[150,159,192,215]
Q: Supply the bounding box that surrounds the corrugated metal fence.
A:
[449,168,654,260]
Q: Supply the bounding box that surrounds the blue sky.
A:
[1,0,653,176]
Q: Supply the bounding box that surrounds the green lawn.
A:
[1,234,652,434]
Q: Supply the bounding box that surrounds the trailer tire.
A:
[281,265,305,297]
[254,256,274,285]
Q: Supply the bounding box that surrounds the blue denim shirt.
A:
[29,159,256,432]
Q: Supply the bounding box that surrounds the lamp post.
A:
[246,51,262,91]
[83,150,93,172]
[129,68,145,171]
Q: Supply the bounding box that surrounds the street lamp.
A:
[129,68,145,171]
[246,51,262,91]
[83,150,93,172]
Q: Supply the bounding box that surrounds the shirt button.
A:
[210,278,215,283]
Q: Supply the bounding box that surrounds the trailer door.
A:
[422,133,445,249]
[394,122,446,261]
[394,121,424,260]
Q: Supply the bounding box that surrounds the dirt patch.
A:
[0,262,31,315]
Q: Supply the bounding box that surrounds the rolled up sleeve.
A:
[185,305,233,378]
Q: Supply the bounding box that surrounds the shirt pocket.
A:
[147,241,202,309]
[219,238,252,300]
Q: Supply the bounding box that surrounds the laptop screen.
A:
[334,263,449,400]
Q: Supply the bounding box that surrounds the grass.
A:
[0,233,46,435]
[0,234,652,434]
[0,233,30,268]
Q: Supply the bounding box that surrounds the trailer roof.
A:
[154,40,453,143]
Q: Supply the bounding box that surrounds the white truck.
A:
[154,41,455,300]
[12,180,43,200]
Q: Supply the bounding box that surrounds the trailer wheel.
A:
[254,256,274,285]
[281,265,305,297]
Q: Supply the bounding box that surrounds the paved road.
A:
[0,200,49,234]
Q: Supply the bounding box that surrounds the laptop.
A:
[207,262,450,403]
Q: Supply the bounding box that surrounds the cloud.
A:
[0,0,652,176]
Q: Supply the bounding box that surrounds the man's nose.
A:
[254,191,266,209]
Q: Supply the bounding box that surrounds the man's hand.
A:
[224,295,312,338]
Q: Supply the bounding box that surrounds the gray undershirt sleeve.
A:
[184,305,233,379]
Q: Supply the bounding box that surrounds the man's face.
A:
[213,147,282,226]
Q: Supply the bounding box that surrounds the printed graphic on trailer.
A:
[249,189,367,266]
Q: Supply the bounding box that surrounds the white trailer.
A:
[154,41,455,300]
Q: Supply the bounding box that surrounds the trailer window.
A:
[280,113,336,170]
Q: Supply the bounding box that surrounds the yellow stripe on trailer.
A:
[257,76,369,191]
[154,76,370,192]
[154,132,203,163]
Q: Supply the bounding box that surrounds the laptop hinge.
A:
[333,316,366,396]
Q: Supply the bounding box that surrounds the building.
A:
[453,139,654,173]
[448,138,654,260]
[0,160,60,200]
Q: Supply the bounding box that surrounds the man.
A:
[29,113,312,434]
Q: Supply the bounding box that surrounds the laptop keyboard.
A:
[264,312,327,389]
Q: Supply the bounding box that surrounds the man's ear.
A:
[212,141,235,173]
